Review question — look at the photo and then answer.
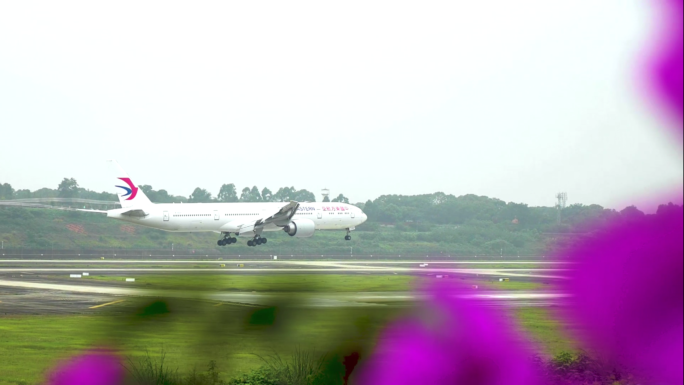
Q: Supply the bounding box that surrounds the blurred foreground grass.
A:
[0,274,571,385]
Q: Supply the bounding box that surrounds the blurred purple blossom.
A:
[46,349,124,385]
[560,206,683,384]
[651,0,683,132]
[356,282,544,385]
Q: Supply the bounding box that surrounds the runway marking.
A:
[89,299,126,309]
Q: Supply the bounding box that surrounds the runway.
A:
[0,258,568,314]
[0,278,566,312]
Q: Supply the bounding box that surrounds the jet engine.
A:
[283,219,316,238]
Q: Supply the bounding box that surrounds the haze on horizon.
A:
[1,1,682,212]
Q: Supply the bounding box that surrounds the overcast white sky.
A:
[0,1,681,210]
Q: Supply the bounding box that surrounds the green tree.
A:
[139,185,185,203]
[14,189,31,199]
[331,193,349,204]
[293,189,316,202]
[620,205,645,221]
[189,187,212,202]
[57,178,79,198]
[261,187,273,202]
[273,187,294,202]
[250,186,262,202]
[31,188,57,198]
[240,187,252,202]
[0,183,14,199]
[218,183,239,202]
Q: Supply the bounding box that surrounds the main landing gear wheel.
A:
[218,235,237,246]
[247,237,267,247]
[344,235,351,241]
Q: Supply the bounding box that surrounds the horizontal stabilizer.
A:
[121,209,148,217]
[77,209,107,214]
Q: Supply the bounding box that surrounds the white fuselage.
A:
[107,201,367,235]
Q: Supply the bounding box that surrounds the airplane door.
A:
[214,210,219,220]
[351,211,355,219]
[317,212,322,219]
[163,211,169,221]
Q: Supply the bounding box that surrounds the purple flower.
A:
[356,282,544,385]
[46,349,124,385]
[650,0,683,133]
[560,206,683,384]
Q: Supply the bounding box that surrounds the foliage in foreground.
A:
[125,350,225,385]
[124,348,645,385]
[539,351,640,385]
[123,348,345,385]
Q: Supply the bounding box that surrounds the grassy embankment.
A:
[0,275,571,385]
[0,207,549,256]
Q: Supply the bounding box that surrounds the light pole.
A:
[350,246,353,256]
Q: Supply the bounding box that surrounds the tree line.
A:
[0,179,350,204]
[3,179,680,236]
[2,179,681,253]
[361,192,681,234]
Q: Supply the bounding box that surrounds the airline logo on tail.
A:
[116,178,138,201]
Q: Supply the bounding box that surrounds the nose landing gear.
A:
[344,228,352,241]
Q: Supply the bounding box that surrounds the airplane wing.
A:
[264,201,299,226]
[225,201,299,236]
[77,209,107,214]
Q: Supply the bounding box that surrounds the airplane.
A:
[81,161,368,247]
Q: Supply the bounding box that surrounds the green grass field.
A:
[516,307,577,356]
[79,274,417,292]
[0,274,573,385]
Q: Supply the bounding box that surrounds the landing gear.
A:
[248,236,267,247]
[344,228,352,241]
[218,233,237,246]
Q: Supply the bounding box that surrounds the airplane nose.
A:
[359,212,368,223]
